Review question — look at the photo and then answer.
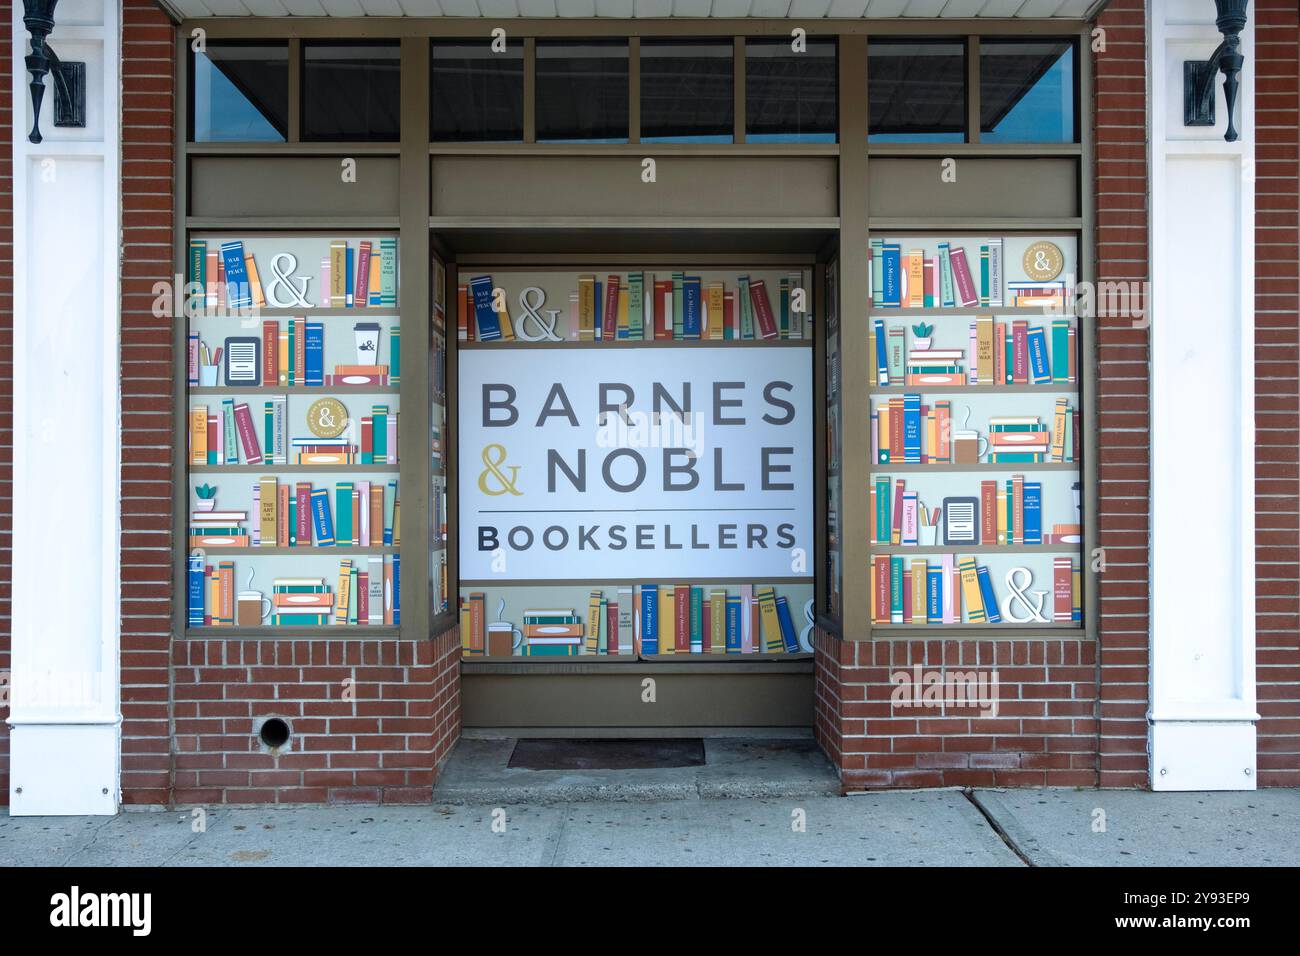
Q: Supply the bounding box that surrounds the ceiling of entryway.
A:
[162,0,1106,21]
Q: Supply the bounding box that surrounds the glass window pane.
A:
[190,42,288,142]
[302,42,401,142]
[868,39,966,143]
[431,40,524,143]
[745,37,837,143]
[980,39,1076,143]
[640,39,733,144]
[536,40,629,144]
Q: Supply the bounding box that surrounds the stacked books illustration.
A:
[870,316,1077,387]
[871,396,1078,465]
[186,557,398,628]
[188,484,247,548]
[460,585,807,657]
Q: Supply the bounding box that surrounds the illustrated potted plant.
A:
[195,483,218,513]
[912,322,934,351]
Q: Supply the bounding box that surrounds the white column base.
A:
[8,723,121,815]
[1150,717,1257,791]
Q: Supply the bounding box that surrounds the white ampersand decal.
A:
[265,252,313,309]
[1002,567,1050,624]
[515,286,562,342]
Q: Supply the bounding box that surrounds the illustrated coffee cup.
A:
[952,430,989,464]
[237,590,273,627]
[354,322,382,366]
[487,622,523,657]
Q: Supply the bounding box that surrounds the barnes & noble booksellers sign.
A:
[459,347,813,580]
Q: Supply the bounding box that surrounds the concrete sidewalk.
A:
[1,788,1298,866]
[3,737,1298,866]
[972,788,1300,867]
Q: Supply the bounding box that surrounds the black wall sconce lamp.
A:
[1184,0,1250,142]
[23,0,87,144]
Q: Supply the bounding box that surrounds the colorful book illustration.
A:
[457,271,810,343]
[873,238,1027,311]
[461,584,809,658]
[870,554,1079,626]
[187,555,398,630]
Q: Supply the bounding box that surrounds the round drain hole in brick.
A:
[259,717,291,750]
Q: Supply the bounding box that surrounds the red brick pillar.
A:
[1254,0,1300,787]
[120,0,178,805]
[1093,0,1152,789]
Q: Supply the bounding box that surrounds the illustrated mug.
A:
[487,622,524,656]
[952,430,989,464]
[237,590,273,627]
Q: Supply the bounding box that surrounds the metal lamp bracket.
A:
[1184,40,1228,129]
[23,2,87,145]
[1182,2,1249,143]
[44,44,86,131]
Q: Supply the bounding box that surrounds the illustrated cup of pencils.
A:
[199,342,221,386]
[919,504,941,546]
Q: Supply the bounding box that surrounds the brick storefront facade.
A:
[0,1,1295,805]
[172,630,460,805]
[813,0,1153,790]
[120,0,466,806]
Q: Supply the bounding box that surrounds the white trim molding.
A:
[8,0,123,814]
[1148,0,1257,791]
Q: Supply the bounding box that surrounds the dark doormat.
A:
[507,738,707,771]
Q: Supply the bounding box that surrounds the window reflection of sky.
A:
[193,53,282,143]
[982,46,1074,143]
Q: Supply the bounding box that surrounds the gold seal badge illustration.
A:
[307,397,348,438]
[1022,241,1065,282]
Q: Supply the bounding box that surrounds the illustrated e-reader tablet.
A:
[942,496,980,545]
[224,336,261,387]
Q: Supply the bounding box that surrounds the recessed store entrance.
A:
[440,227,830,735]
[433,734,840,803]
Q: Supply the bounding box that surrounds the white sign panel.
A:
[458,347,813,581]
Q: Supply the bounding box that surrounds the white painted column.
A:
[1148,0,1257,790]
[8,0,121,814]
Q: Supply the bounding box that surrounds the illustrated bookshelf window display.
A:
[866,235,1084,630]
[185,234,402,631]
[824,258,842,620]
[455,266,814,345]
[458,264,815,660]
[460,582,817,659]
[431,253,450,621]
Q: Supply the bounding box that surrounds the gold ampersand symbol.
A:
[478,443,522,496]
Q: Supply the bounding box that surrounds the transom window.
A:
[187,34,1079,146]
